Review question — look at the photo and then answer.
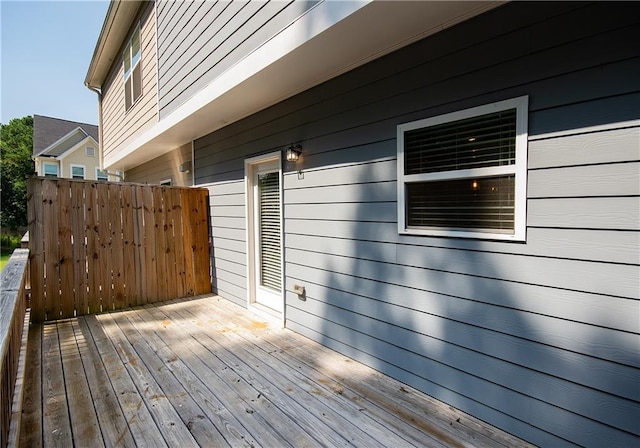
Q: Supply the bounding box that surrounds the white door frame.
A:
[245,151,284,320]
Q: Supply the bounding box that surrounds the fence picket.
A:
[57,180,75,319]
[85,183,101,315]
[109,184,125,310]
[27,179,44,322]
[71,182,88,315]
[42,179,60,321]
[121,186,136,307]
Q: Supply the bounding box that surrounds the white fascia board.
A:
[86,1,144,89]
[105,0,501,171]
[104,0,370,169]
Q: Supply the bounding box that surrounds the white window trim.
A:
[159,178,172,186]
[124,23,142,111]
[244,151,285,325]
[43,161,59,177]
[70,164,86,180]
[397,95,528,241]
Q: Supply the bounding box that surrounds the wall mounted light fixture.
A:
[179,160,192,173]
[286,144,302,162]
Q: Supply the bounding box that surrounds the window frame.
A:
[123,23,142,111]
[397,96,528,241]
[159,178,172,186]
[43,162,59,178]
[70,164,86,180]
[86,146,95,157]
[96,168,109,181]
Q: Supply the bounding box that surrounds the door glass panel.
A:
[258,171,281,291]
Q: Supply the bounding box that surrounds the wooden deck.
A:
[19,295,532,447]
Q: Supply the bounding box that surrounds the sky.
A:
[0,0,110,125]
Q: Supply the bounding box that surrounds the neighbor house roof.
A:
[33,115,99,157]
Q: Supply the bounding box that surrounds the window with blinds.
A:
[124,25,142,111]
[258,172,281,291]
[397,96,528,241]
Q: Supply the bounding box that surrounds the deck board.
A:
[71,317,136,447]
[41,321,73,447]
[19,323,43,447]
[57,320,103,446]
[145,300,404,448]
[21,295,534,448]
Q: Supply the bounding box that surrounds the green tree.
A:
[1,116,35,229]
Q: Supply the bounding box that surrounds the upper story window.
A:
[124,25,142,111]
[86,146,95,157]
[43,162,58,178]
[397,96,528,241]
[71,165,85,180]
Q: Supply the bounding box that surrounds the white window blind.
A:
[397,96,528,240]
[258,172,281,291]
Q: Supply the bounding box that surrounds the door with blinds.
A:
[246,154,283,314]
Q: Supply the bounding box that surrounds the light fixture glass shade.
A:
[286,145,301,162]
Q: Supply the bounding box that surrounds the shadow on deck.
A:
[19,295,533,448]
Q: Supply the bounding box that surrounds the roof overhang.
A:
[85,1,144,89]
[35,127,88,157]
[101,0,503,170]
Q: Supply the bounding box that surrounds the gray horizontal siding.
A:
[206,180,247,307]
[156,0,319,119]
[195,2,640,446]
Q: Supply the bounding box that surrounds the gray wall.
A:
[156,0,319,119]
[194,3,640,446]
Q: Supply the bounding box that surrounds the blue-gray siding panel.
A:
[195,3,640,446]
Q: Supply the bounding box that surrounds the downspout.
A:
[85,83,122,181]
[85,83,104,172]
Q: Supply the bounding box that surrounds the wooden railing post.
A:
[0,249,30,448]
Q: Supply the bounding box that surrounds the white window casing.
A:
[124,24,142,111]
[43,162,59,178]
[397,96,528,241]
[70,164,86,180]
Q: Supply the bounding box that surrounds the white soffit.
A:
[105,0,502,170]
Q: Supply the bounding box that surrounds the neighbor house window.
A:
[71,165,85,179]
[123,24,141,110]
[160,178,172,186]
[397,96,528,241]
[43,162,58,177]
[86,146,95,157]
[110,170,124,182]
[96,168,108,181]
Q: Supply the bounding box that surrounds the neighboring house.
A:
[32,115,119,181]
[85,2,640,446]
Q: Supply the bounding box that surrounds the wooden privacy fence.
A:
[27,177,211,322]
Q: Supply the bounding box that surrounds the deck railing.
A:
[0,249,29,448]
[27,177,211,323]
